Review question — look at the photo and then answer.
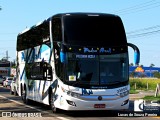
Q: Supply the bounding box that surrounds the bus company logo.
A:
[84,47,111,53]
[99,48,111,53]
[134,99,144,112]
[84,48,97,53]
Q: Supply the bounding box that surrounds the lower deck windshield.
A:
[65,52,129,87]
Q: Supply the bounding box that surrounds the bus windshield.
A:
[65,52,129,87]
[63,15,127,46]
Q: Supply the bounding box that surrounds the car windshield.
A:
[65,52,129,87]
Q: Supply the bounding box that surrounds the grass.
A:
[129,78,160,90]
[129,89,139,94]
[129,78,160,100]
[143,95,160,101]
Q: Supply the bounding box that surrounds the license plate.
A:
[94,104,106,108]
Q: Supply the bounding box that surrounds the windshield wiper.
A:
[107,80,128,85]
[107,81,122,85]
[71,80,82,86]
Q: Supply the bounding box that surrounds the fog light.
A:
[66,100,76,106]
[121,99,129,106]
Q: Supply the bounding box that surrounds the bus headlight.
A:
[61,87,81,98]
[118,90,129,97]
[66,91,81,98]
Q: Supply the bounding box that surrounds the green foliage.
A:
[143,95,160,101]
[130,89,139,94]
[153,72,160,78]
[130,78,160,90]
[129,71,138,78]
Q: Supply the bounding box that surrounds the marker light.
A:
[69,47,72,50]
[118,90,129,98]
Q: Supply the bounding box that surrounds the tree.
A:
[140,64,143,67]
[129,63,134,66]
[153,72,160,78]
[150,63,155,67]
[11,59,16,68]
[130,71,138,78]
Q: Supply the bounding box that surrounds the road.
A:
[0,86,159,120]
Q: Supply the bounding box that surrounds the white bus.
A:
[16,13,140,112]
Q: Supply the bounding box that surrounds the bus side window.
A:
[26,62,52,80]
[52,18,62,42]
[53,44,65,81]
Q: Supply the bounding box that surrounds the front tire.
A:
[49,92,60,113]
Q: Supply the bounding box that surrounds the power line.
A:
[112,0,160,38]
[127,28,160,39]
[114,0,155,12]
[113,0,160,15]
[126,25,160,34]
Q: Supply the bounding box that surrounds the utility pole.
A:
[6,51,10,61]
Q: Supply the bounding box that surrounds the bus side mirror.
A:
[127,43,140,65]
[134,50,140,66]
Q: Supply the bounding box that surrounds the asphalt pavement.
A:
[0,86,160,119]
[129,90,156,100]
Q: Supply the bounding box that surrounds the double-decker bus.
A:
[0,59,10,77]
[16,13,140,112]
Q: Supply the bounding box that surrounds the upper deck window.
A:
[63,15,127,46]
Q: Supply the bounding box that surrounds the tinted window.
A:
[17,22,50,51]
[65,52,129,87]
[26,62,52,80]
[53,42,65,80]
[63,15,127,46]
[52,18,62,42]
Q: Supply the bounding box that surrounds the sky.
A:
[0,0,160,67]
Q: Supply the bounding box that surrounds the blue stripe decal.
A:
[38,80,41,91]
[20,69,24,80]
[41,45,49,53]
[20,48,33,81]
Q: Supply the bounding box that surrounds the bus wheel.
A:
[21,87,26,103]
[10,89,14,95]
[14,87,18,96]
[21,87,29,104]
[49,94,59,113]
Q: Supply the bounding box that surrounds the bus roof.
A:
[18,12,119,36]
[18,17,51,35]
